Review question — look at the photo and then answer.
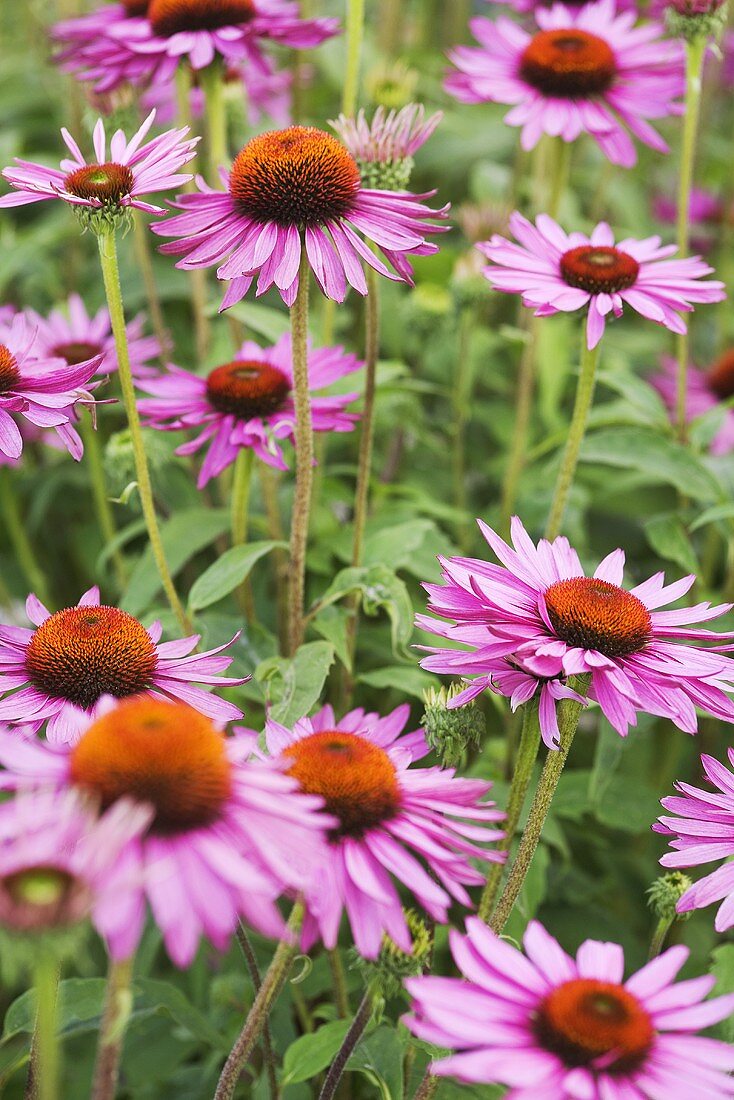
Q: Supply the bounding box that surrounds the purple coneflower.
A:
[151,124,449,309]
[254,703,505,959]
[479,211,725,349]
[0,586,246,744]
[0,697,331,966]
[137,333,360,486]
[53,2,160,95]
[418,516,734,743]
[446,0,683,167]
[404,917,734,1096]
[330,103,443,189]
[652,351,734,455]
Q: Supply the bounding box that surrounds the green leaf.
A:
[711,944,734,1042]
[689,501,734,532]
[580,427,722,502]
[4,979,107,1041]
[597,366,670,429]
[360,520,436,571]
[257,641,336,726]
[644,514,699,574]
[315,565,414,654]
[188,541,287,610]
[358,666,439,699]
[223,300,290,341]
[281,1019,352,1084]
[311,604,353,672]
[347,1026,405,1100]
[121,508,230,617]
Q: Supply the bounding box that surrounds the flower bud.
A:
[353,909,433,998]
[422,683,485,767]
[647,871,694,922]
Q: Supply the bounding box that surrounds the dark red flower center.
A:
[707,349,734,400]
[560,246,639,295]
[0,866,91,932]
[206,359,291,420]
[122,0,150,15]
[24,605,158,710]
[229,127,362,228]
[69,697,233,834]
[534,979,654,1073]
[149,0,256,36]
[52,341,102,366]
[64,162,134,205]
[283,730,401,839]
[544,577,651,658]
[0,344,21,393]
[520,29,616,97]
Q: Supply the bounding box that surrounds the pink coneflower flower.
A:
[404,917,734,1096]
[447,0,683,167]
[483,0,640,11]
[479,211,725,349]
[0,314,99,462]
[103,0,338,84]
[151,125,449,309]
[418,516,734,742]
[655,748,734,932]
[137,333,360,486]
[255,703,505,959]
[26,293,160,380]
[53,3,161,95]
[0,697,331,965]
[0,110,197,216]
[652,352,734,456]
[0,586,246,745]
[0,786,151,947]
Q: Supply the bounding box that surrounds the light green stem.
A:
[328,948,351,1018]
[214,903,305,1100]
[452,306,475,551]
[79,414,127,590]
[287,251,313,655]
[90,957,134,1100]
[545,334,601,540]
[231,447,254,548]
[490,676,589,933]
[97,230,192,634]
[479,699,542,922]
[200,61,229,186]
[32,955,59,1100]
[175,65,210,365]
[342,0,365,116]
[675,35,707,444]
[0,467,51,606]
[649,915,675,960]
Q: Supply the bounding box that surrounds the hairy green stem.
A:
[342,0,365,116]
[328,948,351,1019]
[545,334,601,540]
[319,992,372,1100]
[231,448,255,619]
[215,902,305,1100]
[235,923,277,1100]
[175,64,210,365]
[649,915,675,960]
[90,956,134,1100]
[200,61,229,185]
[287,251,312,655]
[412,1069,439,1100]
[0,468,51,605]
[79,414,127,590]
[29,955,59,1100]
[97,230,192,634]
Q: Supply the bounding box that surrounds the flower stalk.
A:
[318,990,373,1100]
[0,468,52,607]
[200,60,229,186]
[90,956,134,1100]
[175,64,210,365]
[342,0,366,116]
[287,251,313,656]
[235,922,277,1100]
[30,954,60,1100]
[79,413,127,590]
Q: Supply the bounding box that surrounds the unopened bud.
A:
[647,871,694,922]
[422,683,485,767]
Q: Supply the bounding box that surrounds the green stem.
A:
[499,317,539,538]
[490,676,589,933]
[175,64,210,365]
[214,902,305,1100]
[200,61,229,186]
[328,948,351,1018]
[235,922,277,1100]
[0,468,51,605]
[231,447,254,548]
[319,991,372,1100]
[96,230,192,634]
[287,251,312,656]
[478,699,541,922]
[30,955,59,1100]
[342,0,365,116]
[547,136,571,220]
[675,35,707,444]
[132,210,169,358]
[79,414,128,590]
[90,956,134,1100]
[412,1070,439,1100]
[649,915,674,960]
[545,332,601,540]
[452,306,474,551]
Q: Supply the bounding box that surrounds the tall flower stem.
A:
[30,954,59,1100]
[97,230,193,635]
[231,448,255,619]
[79,414,128,590]
[0,468,51,606]
[490,676,589,933]
[319,991,373,1100]
[175,65,210,365]
[342,0,365,117]
[412,1069,439,1100]
[328,948,351,1018]
[287,252,312,656]
[675,35,707,443]
[200,60,228,186]
[452,305,475,551]
[649,915,675,960]
[235,922,277,1100]
[215,902,305,1100]
[259,464,289,649]
[478,698,541,922]
[545,334,601,540]
[90,956,134,1100]
[132,210,169,357]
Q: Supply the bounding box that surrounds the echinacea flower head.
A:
[0,110,198,225]
[479,212,725,349]
[26,293,160,380]
[329,104,443,190]
[0,586,246,745]
[52,3,164,95]
[0,313,100,463]
[0,786,150,968]
[655,747,734,932]
[418,516,734,744]
[137,333,360,485]
[447,0,683,168]
[404,917,734,1096]
[256,703,505,959]
[0,697,331,965]
[152,124,449,309]
[652,352,734,456]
